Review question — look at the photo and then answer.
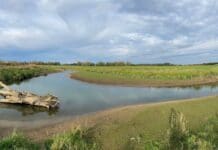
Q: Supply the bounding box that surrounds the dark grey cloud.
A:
[0,0,218,63]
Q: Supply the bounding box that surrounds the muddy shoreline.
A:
[1,95,216,140]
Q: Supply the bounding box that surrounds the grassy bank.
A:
[5,95,216,150]
[0,65,60,84]
[0,129,97,150]
[1,112,218,150]
[88,96,218,149]
[71,65,218,87]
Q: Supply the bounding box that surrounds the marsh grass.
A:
[44,127,98,150]
[0,128,98,150]
[71,65,218,86]
[0,65,58,84]
[0,131,39,150]
[0,100,217,150]
[168,108,189,149]
[142,109,218,150]
[89,96,218,149]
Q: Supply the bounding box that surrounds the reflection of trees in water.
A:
[164,84,218,91]
[0,103,58,116]
[191,84,218,90]
[209,84,218,89]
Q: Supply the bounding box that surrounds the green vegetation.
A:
[0,128,97,150]
[143,109,218,150]
[71,65,218,87]
[45,128,98,150]
[87,96,218,149]
[69,61,133,66]
[0,62,218,149]
[0,131,39,150]
[68,61,218,66]
[0,65,59,84]
[1,97,218,150]
[0,61,60,66]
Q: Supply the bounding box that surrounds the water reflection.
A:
[0,103,58,116]
[179,85,218,90]
[0,71,218,122]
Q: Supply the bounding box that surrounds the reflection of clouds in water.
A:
[2,71,218,122]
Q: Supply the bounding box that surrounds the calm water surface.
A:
[0,71,218,126]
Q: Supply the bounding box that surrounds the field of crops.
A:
[71,65,218,87]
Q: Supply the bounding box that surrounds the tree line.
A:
[66,61,176,66]
[1,60,218,66]
[0,61,60,66]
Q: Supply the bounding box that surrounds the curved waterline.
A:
[0,71,218,127]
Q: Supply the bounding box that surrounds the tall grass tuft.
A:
[168,108,189,149]
[45,127,98,150]
[0,131,39,150]
[143,109,217,150]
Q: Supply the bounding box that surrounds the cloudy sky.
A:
[0,0,218,64]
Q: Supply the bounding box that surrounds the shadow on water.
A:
[0,103,58,116]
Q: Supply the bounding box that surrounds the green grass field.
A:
[0,65,59,84]
[1,96,218,150]
[71,65,218,87]
[88,96,218,149]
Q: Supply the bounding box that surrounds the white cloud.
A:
[0,0,218,63]
[109,47,135,56]
[0,28,46,49]
[177,40,218,54]
[169,36,189,47]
